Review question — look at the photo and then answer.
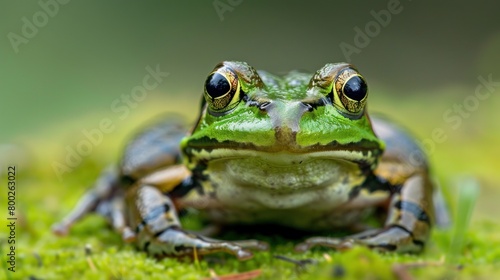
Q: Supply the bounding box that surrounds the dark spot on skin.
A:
[120,175,136,186]
[394,201,431,225]
[173,153,182,164]
[135,221,146,233]
[192,162,209,180]
[153,227,170,238]
[143,204,172,224]
[371,243,397,251]
[348,186,361,200]
[359,162,375,175]
[169,163,206,198]
[174,245,191,253]
[299,160,303,164]
[412,239,425,247]
[169,176,200,198]
[348,173,394,200]
[177,208,188,217]
[163,203,171,212]
[389,224,418,243]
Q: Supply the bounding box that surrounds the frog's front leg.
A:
[52,166,135,241]
[129,166,268,260]
[296,172,434,253]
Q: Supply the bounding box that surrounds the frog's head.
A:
[182,61,384,178]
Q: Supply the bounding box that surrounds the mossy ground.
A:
[1,88,500,279]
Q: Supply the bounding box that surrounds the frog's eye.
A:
[204,66,241,114]
[330,68,368,115]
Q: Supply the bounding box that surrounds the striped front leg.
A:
[296,172,434,253]
[127,166,268,260]
[379,173,434,252]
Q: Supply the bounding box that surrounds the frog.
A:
[53,61,437,260]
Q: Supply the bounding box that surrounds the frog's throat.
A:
[198,152,368,195]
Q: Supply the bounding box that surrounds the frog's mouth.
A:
[184,137,382,169]
[186,145,381,171]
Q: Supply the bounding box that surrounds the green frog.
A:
[53,61,436,260]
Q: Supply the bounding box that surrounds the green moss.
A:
[3,163,500,280]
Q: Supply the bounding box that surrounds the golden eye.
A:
[204,66,241,113]
[331,68,368,115]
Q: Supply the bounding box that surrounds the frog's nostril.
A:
[259,101,271,111]
[302,103,314,112]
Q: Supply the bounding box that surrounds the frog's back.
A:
[120,115,187,181]
[371,115,430,184]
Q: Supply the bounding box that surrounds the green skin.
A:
[53,61,436,260]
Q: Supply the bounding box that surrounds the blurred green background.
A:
[1,0,500,278]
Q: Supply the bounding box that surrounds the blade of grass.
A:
[448,177,480,264]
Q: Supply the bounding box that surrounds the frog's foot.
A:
[132,184,268,260]
[295,225,422,253]
[143,227,268,260]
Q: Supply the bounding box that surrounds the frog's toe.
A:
[350,226,423,253]
[121,227,136,243]
[232,240,269,251]
[51,223,70,236]
[187,237,266,260]
[295,237,350,252]
[147,227,263,260]
[193,227,269,251]
[295,226,423,253]
[190,234,269,252]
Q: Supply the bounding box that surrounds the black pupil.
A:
[205,73,230,98]
[344,76,367,101]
